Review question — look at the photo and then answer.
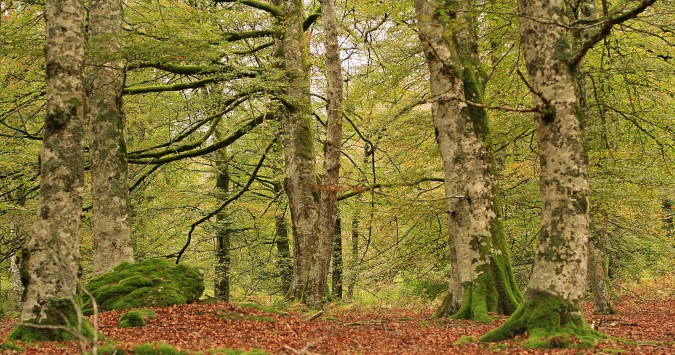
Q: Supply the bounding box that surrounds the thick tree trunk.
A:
[481,0,603,346]
[304,0,344,309]
[213,134,231,300]
[415,0,521,322]
[87,0,134,275]
[273,0,320,301]
[11,0,88,341]
[331,216,343,300]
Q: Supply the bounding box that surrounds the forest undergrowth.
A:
[0,275,673,354]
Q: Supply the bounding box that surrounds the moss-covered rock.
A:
[8,298,94,342]
[85,259,204,312]
[118,309,155,328]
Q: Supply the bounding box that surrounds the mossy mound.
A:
[98,342,268,355]
[118,309,155,328]
[85,259,204,312]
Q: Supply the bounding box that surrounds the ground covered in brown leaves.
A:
[1,295,674,354]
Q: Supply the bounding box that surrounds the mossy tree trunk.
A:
[213,128,231,301]
[415,0,522,323]
[480,0,602,346]
[15,0,86,339]
[87,0,134,275]
[273,0,321,302]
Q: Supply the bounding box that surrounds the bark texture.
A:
[331,217,343,300]
[481,0,602,346]
[87,0,134,275]
[304,0,344,308]
[415,0,521,322]
[19,0,85,330]
[213,132,231,300]
[273,0,320,301]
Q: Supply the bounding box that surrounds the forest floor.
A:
[0,294,674,354]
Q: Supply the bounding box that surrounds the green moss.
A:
[454,335,475,345]
[118,309,155,328]
[85,259,204,312]
[0,341,24,351]
[8,298,94,342]
[480,289,605,348]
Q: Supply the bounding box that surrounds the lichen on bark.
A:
[415,0,521,322]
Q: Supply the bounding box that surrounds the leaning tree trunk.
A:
[273,0,320,301]
[481,0,603,346]
[304,0,344,309]
[10,0,88,341]
[415,0,521,323]
[87,0,134,275]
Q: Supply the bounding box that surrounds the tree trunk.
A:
[415,0,521,322]
[273,0,320,302]
[331,216,343,300]
[213,132,231,300]
[304,0,344,309]
[11,0,87,341]
[481,0,603,346]
[9,253,22,311]
[275,210,293,295]
[588,232,614,314]
[346,215,359,301]
[87,0,134,275]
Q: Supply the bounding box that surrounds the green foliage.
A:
[85,259,204,312]
[0,341,24,351]
[118,309,155,328]
[236,302,286,315]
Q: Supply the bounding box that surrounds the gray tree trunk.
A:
[331,216,343,300]
[304,0,344,309]
[87,0,134,275]
[18,0,85,329]
[213,131,231,300]
[481,0,601,345]
[415,0,521,322]
[273,0,320,301]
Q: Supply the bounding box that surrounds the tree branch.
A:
[570,0,657,67]
[175,138,277,264]
[215,0,282,18]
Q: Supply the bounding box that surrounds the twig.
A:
[516,69,550,108]
[306,310,323,321]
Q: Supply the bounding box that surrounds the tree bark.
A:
[346,215,359,301]
[87,0,134,275]
[331,216,343,300]
[481,0,603,346]
[304,0,344,309]
[13,0,86,338]
[273,0,320,302]
[415,0,521,322]
[275,210,293,295]
[213,130,231,300]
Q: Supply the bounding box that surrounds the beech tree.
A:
[10,0,88,340]
[414,0,521,322]
[481,0,656,346]
[87,0,135,275]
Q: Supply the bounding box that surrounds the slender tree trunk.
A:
[331,216,343,300]
[346,215,359,301]
[273,0,320,301]
[213,132,231,300]
[87,0,134,275]
[11,0,86,340]
[415,0,521,322]
[481,0,602,346]
[304,0,344,309]
[9,253,22,310]
[275,210,293,295]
